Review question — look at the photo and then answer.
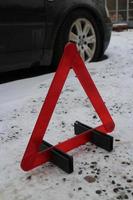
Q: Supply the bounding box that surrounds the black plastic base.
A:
[74,121,114,152]
[39,122,113,174]
[40,141,73,174]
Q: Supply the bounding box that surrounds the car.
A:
[0,0,112,72]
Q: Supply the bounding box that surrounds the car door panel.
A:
[0,0,45,67]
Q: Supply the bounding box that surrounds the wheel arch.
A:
[42,5,105,66]
[53,5,105,56]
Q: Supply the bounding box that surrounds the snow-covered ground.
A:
[0,30,133,200]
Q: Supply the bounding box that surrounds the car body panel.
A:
[0,0,45,71]
[0,0,112,72]
[42,0,112,65]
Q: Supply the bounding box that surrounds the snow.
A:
[0,30,133,200]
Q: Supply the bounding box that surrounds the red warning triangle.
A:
[21,43,115,171]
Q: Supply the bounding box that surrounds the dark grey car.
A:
[0,0,112,72]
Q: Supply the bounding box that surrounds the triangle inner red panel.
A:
[21,43,115,171]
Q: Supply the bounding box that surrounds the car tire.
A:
[52,9,103,68]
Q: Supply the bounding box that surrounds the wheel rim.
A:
[68,18,96,63]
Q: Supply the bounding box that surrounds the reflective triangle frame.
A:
[21,43,115,173]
